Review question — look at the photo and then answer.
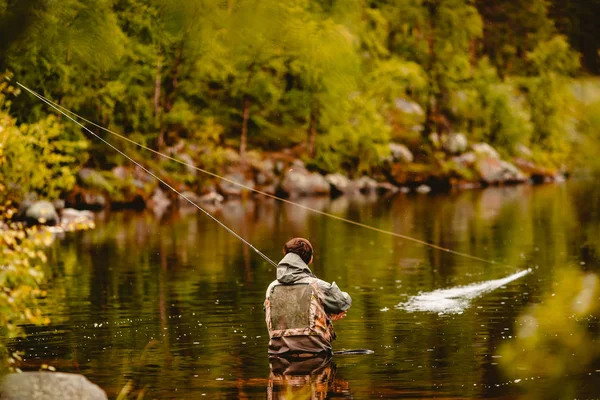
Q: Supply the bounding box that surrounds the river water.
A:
[8,180,600,399]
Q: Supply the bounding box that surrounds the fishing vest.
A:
[264,278,335,344]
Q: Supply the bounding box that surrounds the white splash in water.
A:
[396,269,531,315]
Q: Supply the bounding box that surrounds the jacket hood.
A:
[276,253,315,284]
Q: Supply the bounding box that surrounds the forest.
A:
[0,0,599,207]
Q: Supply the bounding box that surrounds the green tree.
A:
[476,0,554,75]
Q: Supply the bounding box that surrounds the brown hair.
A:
[283,238,313,264]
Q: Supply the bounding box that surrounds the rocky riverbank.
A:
[16,139,565,222]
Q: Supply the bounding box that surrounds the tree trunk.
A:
[154,53,164,154]
[424,3,438,139]
[308,100,317,157]
[154,56,162,119]
[240,95,250,158]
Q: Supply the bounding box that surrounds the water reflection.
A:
[3,180,600,399]
[268,356,351,399]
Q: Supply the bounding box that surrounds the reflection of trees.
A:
[9,180,600,397]
[500,267,600,399]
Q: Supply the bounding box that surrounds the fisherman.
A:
[264,238,352,356]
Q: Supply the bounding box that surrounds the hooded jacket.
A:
[264,252,352,355]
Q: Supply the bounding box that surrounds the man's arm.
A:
[316,279,352,314]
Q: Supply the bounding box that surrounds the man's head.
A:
[283,238,313,265]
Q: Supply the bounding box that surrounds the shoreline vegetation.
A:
[1,1,600,222]
[0,3,599,225]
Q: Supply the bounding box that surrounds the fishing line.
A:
[16,82,278,268]
[17,81,518,270]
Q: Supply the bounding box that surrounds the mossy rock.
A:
[77,169,114,193]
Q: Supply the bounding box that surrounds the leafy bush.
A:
[0,204,51,372]
[0,82,88,203]
[314,94,390,175]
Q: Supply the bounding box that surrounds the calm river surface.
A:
[9,180,600,399]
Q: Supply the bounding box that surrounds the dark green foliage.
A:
[0,0,594,183]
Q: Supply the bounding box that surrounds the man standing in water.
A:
[264,238,352,356]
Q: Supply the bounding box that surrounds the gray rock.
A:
[0,372,107,400]
[472,143,500,160]
[52,200,65,212]
[178,153,197,176]
[25,201,59,226]
[80,192,108,209]
[476,158,527,184]
[178,191,203,207]
[325,173,354,195]
[452,152,477,167]
[275,161,285,174]
[291,159,306,169]
[389,143,414,163]
[149,188,171,216]
[442,133,468,154]
[376,182,399,194]
[354,176,378,194]
[416,184,431,194]
[179,191,224,207]
[262,159,275,174]
[198,192,225,204]
[280,169,330,198]
[218,172,255,197]
[255,172,269,186]
[133,165,154,184]
[394,98,424,115]
[61,208,94,224]
[111,166,130,181]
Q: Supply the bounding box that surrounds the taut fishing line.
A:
[17,81,521,271]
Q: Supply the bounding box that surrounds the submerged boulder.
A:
[0,372,107,400]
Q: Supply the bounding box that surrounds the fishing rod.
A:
[16,81,517,270]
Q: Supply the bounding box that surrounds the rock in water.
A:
[0,372,107,400]
[325,173,353,195]
[218,172,255,197]
[354,176,378,194]
[477,158,527,184]
[280,168,330,198]
[24,201,59,226]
